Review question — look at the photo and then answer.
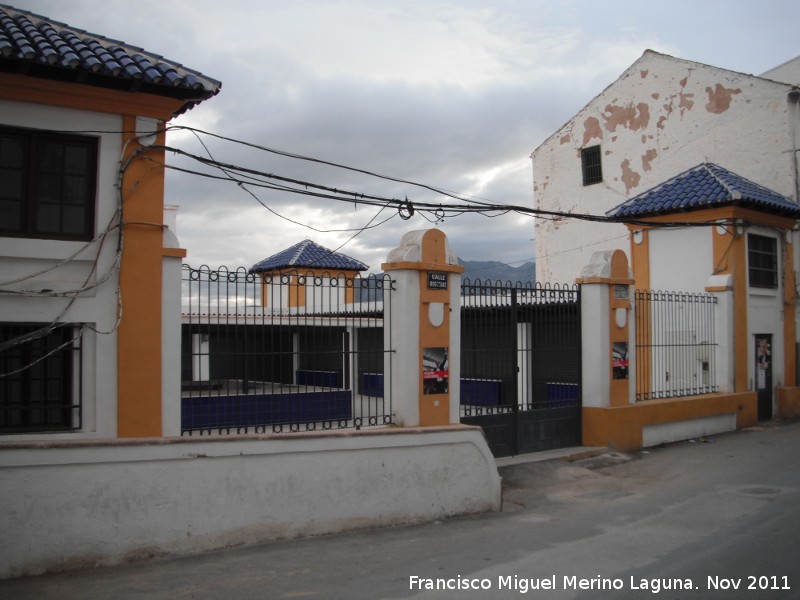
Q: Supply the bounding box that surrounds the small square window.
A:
[581,145,603,186]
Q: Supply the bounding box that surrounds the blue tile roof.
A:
[607,163,800,219]
[250,240,369,273]
[0,4,220,114]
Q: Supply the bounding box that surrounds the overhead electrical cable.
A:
[156,138,744,230]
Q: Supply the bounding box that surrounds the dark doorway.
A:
[755,334,773,420]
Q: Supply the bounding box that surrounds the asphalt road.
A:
[2,420,799,600]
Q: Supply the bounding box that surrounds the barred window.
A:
[748,234,778,289]
[0,126,97,241]
[581,145,602,186]
[1,323,82,433]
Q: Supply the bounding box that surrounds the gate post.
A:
[576,250,634,411]
[382,229,464,426]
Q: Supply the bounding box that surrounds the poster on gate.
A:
[423,347,449,394]
[613,342,629,380]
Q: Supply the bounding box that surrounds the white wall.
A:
[761,55,800,85]
[647,227,714,293]
[0,428,501,578]
[642,413,736,447]
[533,51,797,285]
[746,228,786,399]
[0,100,123,440]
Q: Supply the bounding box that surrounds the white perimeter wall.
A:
[0,427,501,578]
[0,100,123,440]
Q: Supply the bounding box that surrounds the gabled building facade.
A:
[0,5,220,439]
[532,50,800,284]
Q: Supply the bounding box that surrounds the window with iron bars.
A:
[748,234,778,289]
[0,323,82,433]
[0,126,98,241]
[581,145,603,186]
[634,290,718,401]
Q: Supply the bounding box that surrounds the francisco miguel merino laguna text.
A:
[409,574,697,594]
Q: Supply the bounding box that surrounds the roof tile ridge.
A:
[292,239,313,266]
[704,163,742,201]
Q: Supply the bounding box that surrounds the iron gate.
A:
[460,280,581,457]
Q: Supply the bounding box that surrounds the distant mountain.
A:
[458,259,536,285]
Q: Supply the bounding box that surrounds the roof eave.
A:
[616,204,800,228]
[0,59,220,116]
[249,265,368,274]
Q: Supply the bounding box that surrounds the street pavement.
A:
[2,420,799,599]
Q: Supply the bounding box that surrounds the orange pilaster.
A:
[116,116,167,437]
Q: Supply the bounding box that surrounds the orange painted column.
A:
[382,229,464,426]
[607,256,633,407]
[777,233,800,416]
[782,235,797,388]
[116,116,168,437]
[628,227,651,399]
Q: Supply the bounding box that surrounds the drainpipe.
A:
[789,88,800,203]
[789,88,800,387]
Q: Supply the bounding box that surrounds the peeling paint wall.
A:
[532,51,797,284]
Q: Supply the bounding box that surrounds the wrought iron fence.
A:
[635,289,718,401]
[180,264,394,435]
[460,279,581,418]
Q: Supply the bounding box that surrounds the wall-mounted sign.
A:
[427,271,448,290]
[614,285,629,300]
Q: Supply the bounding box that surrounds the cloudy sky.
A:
[20,0,800,274]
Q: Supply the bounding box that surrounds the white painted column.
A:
[161,214,184,436]
[448,270,463,424]
[383,268,420,426]
[580,281,611,408]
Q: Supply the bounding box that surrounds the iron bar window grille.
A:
[0,126,97,241]
[180,264,395,436]
[1,323,83,433]
[747,234,778,289]
[581,145,603,186]
[634,290,718,401]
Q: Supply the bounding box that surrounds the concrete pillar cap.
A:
[385,229,459,266]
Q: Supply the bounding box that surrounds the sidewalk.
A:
[495,445,607,468]
[2,421,797,599]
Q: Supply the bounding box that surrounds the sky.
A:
[18,0,800,275]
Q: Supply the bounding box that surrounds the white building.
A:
[531,50,800,284]
[0,5,220,439]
